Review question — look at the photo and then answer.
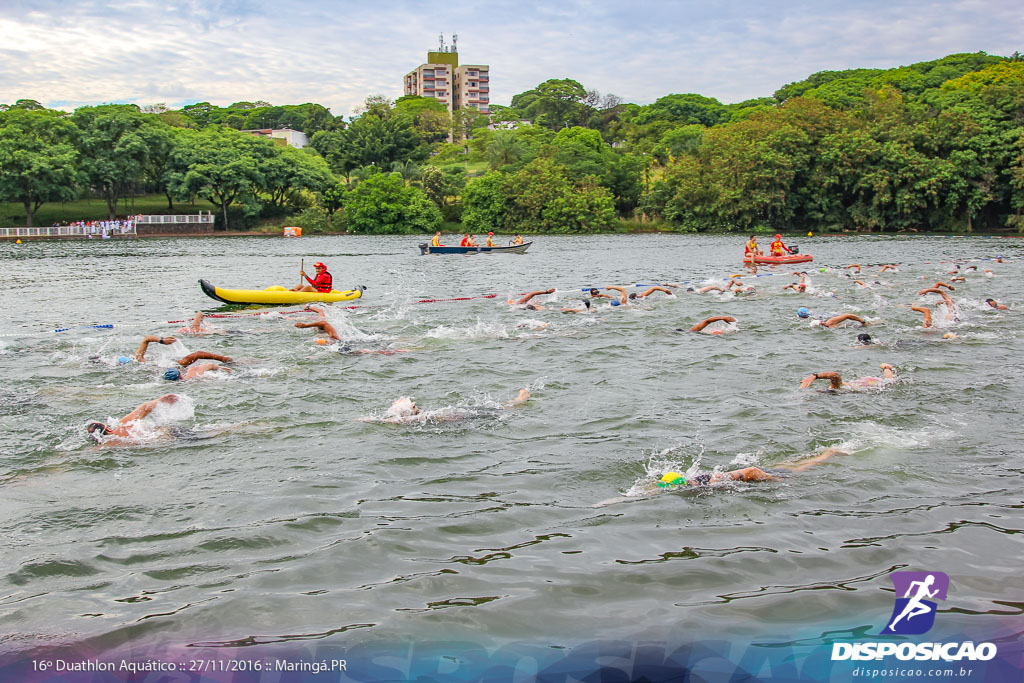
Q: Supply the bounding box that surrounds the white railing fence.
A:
[1,213,214,238]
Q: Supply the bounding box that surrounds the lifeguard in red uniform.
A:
[291,261,333,292]
[744,235,761,258]
[770,234,793,257]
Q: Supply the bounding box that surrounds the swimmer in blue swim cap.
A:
[797,307,810,318]
[164,368,182,381]
[116,356,132,365]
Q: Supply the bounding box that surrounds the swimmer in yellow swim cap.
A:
[659,467,779,488]
[658,472,687,487]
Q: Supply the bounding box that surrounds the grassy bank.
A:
[0,196,219,228]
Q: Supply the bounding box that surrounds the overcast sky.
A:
[1,0,1020,117]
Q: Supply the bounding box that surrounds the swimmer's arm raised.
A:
[116,393,179,429]
[178,351,233,367]
[800,372,842,389]
[911,305,932,328]
[689,316,736,332]
[133,334,177,361]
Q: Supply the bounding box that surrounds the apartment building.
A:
[403,35,489,115]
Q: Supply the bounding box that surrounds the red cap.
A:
[488,232,494,235]
[775,234,781,239]
[314,262,325,268]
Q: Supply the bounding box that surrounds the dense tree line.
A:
[3,51,1023,233]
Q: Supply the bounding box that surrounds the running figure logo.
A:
[881,571,949,635]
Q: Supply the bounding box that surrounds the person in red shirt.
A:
[769,234,792,256]
[291,261,333,292]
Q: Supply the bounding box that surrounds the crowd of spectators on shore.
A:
[49,217,141,237]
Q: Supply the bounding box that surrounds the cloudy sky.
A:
[0,0,1020,117]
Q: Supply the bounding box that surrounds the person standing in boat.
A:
[486,232,495,247]
[431,231,444,247]
[744,235,762,258]
[291,261,333,293]
[769,234,793,257]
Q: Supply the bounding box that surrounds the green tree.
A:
[485,130,528,169]
[72,104,167,218]
[255,146,333,209]
[317,181,349,226]
[167,127,276,230]
[463,158,615,233]
[180,102,214,127]
[420,164,467,220]
[0,109,80,227]
[344,172,442,234]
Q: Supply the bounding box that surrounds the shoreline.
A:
[3,231,1023,242]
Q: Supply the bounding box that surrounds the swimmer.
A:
[86,393,183,443]
[588,288,614,299]
[918,288,957,320]
[813,313,871,328]
[964,265,977,272]
[605,285,631,306]
[632,286,675,299]
[130,334,232,367]
[295,305,340,340]
[177,311,212,335]
[373,388,532,424]
[657,467,781,488]
[561,299,592,313]
[689,315,737,333]
[658,446,853,488]
[879,264,899,273]
[782,272,807,292]
[920,282,954,294]
[911,304,933,328]
[986,298,1009,311]
[164,361,232,381]
[295,319,340,341]
[132,334,178,361]
[727,279,754,293]
[695,284,726,294]
[855,332,877,346]
[799,363,896,390]
[510,288,556,310]
[846,264,861,274]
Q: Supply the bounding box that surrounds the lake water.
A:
[0,234,1021,681]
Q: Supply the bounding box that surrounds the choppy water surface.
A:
[0,234,1021,657]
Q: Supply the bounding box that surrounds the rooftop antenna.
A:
[438,33,445,52]
[451,33,458,52]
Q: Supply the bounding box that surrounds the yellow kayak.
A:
[200,279,364,305]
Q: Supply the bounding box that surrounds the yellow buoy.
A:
[16,239,22,244]
[807,232,813,237]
